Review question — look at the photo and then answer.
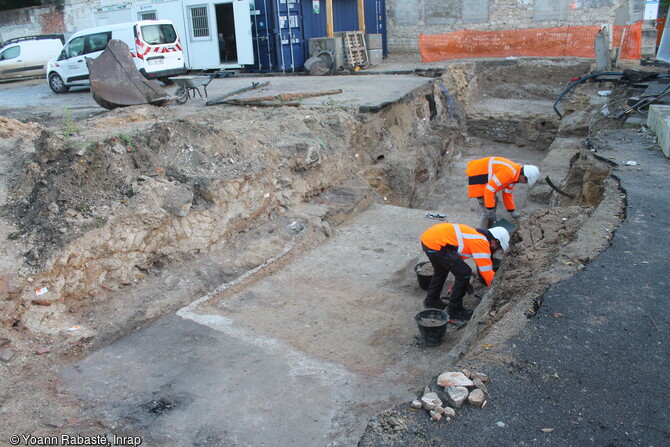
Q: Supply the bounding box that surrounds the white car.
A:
[46,19,186,93]
[0,35,63,82]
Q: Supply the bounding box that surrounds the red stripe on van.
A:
[135,37,144,60]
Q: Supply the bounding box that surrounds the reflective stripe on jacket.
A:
[421,223,495,286]
[466,156,522,211]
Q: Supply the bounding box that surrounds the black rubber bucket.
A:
[415,309,449,346]
[414,261,433,291]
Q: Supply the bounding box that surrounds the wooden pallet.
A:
[343,31,369,69]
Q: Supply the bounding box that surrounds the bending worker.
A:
[420,223,509,320]
[466,156,539,228]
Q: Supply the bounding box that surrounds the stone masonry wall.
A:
[0,0,106,41]
[387,0,643,53]
[0,5,66,42]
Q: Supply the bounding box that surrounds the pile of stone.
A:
[411,369,489,422]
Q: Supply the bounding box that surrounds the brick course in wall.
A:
[0,6,63,41]
[0,0,104,41]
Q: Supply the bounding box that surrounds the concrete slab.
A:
[0,74,434,118]
[62,314,358,445]
[61,204,475,446]
[202,75,434,112]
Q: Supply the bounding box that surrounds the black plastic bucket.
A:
[414,261,433,291]
[415,309,449,346]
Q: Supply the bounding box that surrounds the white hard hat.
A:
[523,165,540,186]
[489,226,510,251]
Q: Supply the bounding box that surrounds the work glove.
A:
[510,210,521,219]
[484,209,497,221]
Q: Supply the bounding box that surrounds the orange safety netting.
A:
[419,23,642,62]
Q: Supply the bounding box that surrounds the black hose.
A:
[545,176,576,199]
[553,72,624,118]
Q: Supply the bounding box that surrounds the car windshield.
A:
[140,24,177,45]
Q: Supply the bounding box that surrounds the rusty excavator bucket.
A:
[87,39,170,110]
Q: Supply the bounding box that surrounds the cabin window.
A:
[139,11,157,20]
[189,5,210,38]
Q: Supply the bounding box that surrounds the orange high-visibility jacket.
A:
[466,157,522,211]
[421,223,495,286]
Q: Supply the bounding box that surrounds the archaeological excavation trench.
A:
[0,58,636,443]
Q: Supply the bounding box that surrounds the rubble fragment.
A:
[437,371,474,387]
[418,370,491,422]
[420,392,442,410]
[0,347,16,362]
[445,386,469,408]
[468,388,486,406]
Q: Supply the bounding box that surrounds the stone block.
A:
[365,33,383,50]
[647,105,670,158]
[308,37,344,70]
[367,49,383,66]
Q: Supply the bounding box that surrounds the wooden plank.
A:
[326,0,334,37]
[226,89,343,103]
[358,0,366,33]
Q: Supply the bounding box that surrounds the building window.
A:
[189,6,210,38]
[139,11,157,20]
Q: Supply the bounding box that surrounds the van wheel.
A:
[49,73,69,93]
[159,77,175,86]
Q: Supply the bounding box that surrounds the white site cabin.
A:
[94,0,254,71]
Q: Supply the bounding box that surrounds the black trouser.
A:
[477,197,498,229]
[422,243,472,310]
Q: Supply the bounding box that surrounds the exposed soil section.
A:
[0,58,664,443]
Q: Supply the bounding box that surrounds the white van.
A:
[0,35,64,81]
[46,19,186,93]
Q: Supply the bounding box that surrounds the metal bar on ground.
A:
[205,81,271,106]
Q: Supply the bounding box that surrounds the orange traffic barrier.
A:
[419,23,642,62]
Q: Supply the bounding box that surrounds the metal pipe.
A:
[287,0,295,71]
[263,0,272,70]
[275,0,286,73]
[252,1,262,70]
[205,81,270,106]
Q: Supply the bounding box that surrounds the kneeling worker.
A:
[420,223,509,320]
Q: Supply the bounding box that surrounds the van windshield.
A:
[139,24,177,45]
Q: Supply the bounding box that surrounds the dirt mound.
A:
[0,116,43,140]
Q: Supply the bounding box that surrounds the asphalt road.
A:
[359,128,670,446]
[0,71,432,125]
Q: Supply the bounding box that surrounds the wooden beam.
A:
[358,0,365,34]
[326,0,334,37]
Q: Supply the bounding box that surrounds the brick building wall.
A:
[0,0,108,42]
[0,5,66,42]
